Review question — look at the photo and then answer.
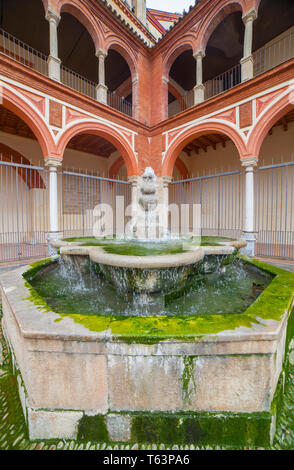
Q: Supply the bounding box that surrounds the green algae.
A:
[181,357,197,405]
[22,255,294,344]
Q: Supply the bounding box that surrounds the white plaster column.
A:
[240,9,257,82]
[128,175,139,223]
[160,176,172,237]
[132,75,139,120]
[241,157,258,257]
[45,157,62,253]
[46,10,61,82]
[193,51,205,105]
[96,50,108,105]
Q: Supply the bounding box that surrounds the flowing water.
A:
[28,259,273,317]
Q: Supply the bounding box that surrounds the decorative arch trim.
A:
[163,120,248,176]
[105,36,138,78]
[1,84,57,159]
[163,38,195,78]
[56,120,138,176]
[247,88,294,157]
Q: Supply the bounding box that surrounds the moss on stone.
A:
[181,357,197,405]
[77,415,108,442]
[22,255,294,345]
[130,411,272,447]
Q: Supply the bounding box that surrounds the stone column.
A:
[96,50,108,105]
[128,176,139,231]
[241,157,258,257]
[160,176,172,237]
[45,157,62,254]
[46,10,61,82]
[240,9,257,82]
[193,51,205,105]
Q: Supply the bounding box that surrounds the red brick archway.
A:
[1,85,57,160]
[57,121,138,176]
[247,88,294,159]
[163,121,248,176]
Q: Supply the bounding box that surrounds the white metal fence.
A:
[170,161,294,260]
[0,156,131,264]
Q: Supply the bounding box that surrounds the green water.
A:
[28,260,272,317]
[62,237,226,256]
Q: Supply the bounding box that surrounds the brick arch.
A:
[0,143,46,189]
[109,156,124,179]
[56,120,138,176]
[163,120,248,177]
[1,85,57,160]
[247,89,294,159]
[163,37,196,78]
[53,0,105,52]
[196,1,245,53]
[105,37,138,79]
[175,158,190,179]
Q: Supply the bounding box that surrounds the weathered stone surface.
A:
[106,414,131,442]
[28,409,83,440]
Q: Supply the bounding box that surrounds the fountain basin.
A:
[52,237,244,294]
[0,256,293,446]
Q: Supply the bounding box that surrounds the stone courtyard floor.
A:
[0,262,294,450]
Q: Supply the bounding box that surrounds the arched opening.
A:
[105,49,133,117]
[203,11,244,99]
[253,0,294,76]
[253,104,294,259]
[0,0,49,75]
[61,131,131,238]
[58,12,98,99]
[167,128,245,239]
[0,103,50,262]
[168,49,195,117]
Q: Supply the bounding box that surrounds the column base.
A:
[193,84,205,105]
[240,232,257,257]
[47,55,61,82]
[47,232,63,256]
[241,55,254,82]
[96,84,108,105]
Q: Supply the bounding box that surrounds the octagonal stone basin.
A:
[0,256,293,446]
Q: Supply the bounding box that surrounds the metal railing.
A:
[107,91,133,117]
[0,28,48,77]
[253,30,294,77]
[0,28,133,117]
[60,65,97,100]
[204,63,242,100]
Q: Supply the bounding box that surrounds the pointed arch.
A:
[163,120,248,176]
[56,120,138,176]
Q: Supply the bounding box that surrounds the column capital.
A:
[46,9,61,25]
[162,176,172,187]
[96,49,108,60]
[242,8,258,24]
[241,157,258,169]
[45,156,63,168]
[128,176,139,185]
[193,50,205,60]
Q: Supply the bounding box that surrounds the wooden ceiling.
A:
[182,110,294,156]
[0,106,117,158]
